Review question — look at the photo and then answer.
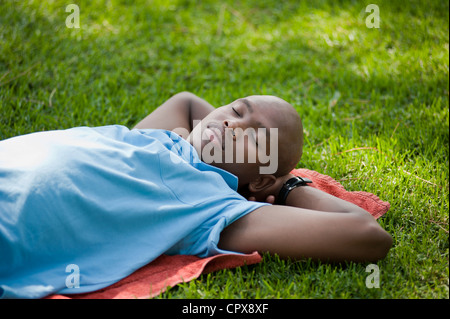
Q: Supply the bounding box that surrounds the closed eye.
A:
[232,107,241,117]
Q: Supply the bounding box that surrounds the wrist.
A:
[280,173,296,185]
[284,185,309,207]
[276,175,312,205]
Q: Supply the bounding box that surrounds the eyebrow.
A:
[239,98,253,113]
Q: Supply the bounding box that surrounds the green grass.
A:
[1,0,448,299]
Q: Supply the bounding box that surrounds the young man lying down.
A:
[0,92,392,298]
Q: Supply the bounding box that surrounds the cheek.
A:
[231,136,253,163]
[245,143,259,163]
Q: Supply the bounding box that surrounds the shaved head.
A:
[188,95,303,187]
[244,95,303,176]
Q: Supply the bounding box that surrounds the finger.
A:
[248,196,256,201]
[266,195,275,204]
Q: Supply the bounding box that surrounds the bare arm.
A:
[218,204,392,263]
[248,173,365,213]
[230,173,392,262]
[133,92,215,136]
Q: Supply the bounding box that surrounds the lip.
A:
[203,126,223,148]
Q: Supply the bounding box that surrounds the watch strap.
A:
[276,176,312,205]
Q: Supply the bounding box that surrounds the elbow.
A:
[362,222,393,262]
[167,92,195,106]
[172,91,197,100]
[378,229,393,260]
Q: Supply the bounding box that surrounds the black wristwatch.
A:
[276,176,312,205]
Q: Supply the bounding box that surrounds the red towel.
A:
[48,252,262,299]
[48,169,389,299]
[290,168,390,219]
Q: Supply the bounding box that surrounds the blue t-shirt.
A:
[0,125,268,298]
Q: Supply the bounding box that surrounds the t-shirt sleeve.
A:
[154,131,271,257]
[164,193,270,257]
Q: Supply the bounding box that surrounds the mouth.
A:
[203,124,224,149]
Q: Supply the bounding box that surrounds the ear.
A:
[248,175,277,193]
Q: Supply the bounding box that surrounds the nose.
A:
[223,119,239,129]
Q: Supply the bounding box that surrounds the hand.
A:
[247,173,295,204]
